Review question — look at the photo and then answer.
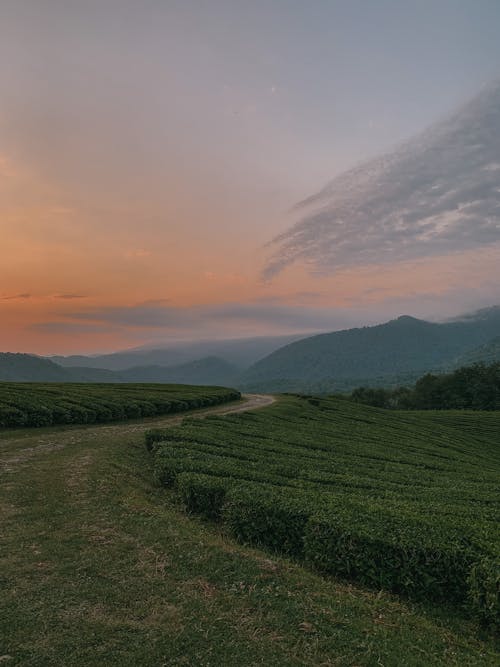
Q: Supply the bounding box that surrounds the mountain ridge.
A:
[3,305,500,390]
[241,307,500,389]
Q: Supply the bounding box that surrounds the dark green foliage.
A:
[224,486,313,557]
[147,395,500,626]
[468,558,500,628]
[350,386,395,408]
[0,383,240,429]
[350,362,500,410]
[177,473,229,520]
[304,504,479,603]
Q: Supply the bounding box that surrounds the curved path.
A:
[0,393,275,473]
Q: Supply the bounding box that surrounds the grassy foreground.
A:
[0,405,498,666]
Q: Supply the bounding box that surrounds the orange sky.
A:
[2,143,500,354]
[1,3,499,354]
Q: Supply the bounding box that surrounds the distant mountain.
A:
[62,366,120,382]
[5,306,500,390]
[241,307,500,391]
[0,352,240,387]
[117,356,240,386]
[51,334,307,371]
[0,353,72,382]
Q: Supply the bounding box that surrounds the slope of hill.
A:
[0,353,72,382]
[242,308,500,390]
[0,351,240,386]
[117,356,240,386]
[454,336,500,366]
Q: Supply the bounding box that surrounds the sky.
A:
[1,0,500,354]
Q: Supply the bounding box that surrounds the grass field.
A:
[148,395,500,628]
[0,382,240,428]
[1,396,498,665]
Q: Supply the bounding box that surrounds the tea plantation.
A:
[0,382,240,427]
[147,395,500,628]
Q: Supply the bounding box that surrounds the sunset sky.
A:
[1,1,500,354]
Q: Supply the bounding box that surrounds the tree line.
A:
[349,362,500,410]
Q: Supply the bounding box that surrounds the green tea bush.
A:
[304,505,479,603]
[223,486,313,558]
[0,383,240,429]
[148,394,499,624]
[468,557,500,628]
[177,473,229,521]
[0,404,26,427]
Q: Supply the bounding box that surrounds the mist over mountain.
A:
[265,80,500,278]
[51,334,307,371]
[117,357,239,386]
[0,353,240,386]
[3,306,500,391]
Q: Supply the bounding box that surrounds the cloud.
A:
[124,248,151,259]
[30,321,120,335]
[263,81,500,279]
[52,294,88,300]
[1,293,31,300]
[52,299,352,334]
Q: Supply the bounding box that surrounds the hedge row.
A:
[0,383,241,428]
[166,471,499,628]
[146,395,499,628]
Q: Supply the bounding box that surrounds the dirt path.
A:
[0,394,275,473]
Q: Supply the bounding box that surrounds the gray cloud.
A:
[33,285,500,344]
[62,300,345,332]
[52,294,88,300]
[1,293,31,300]
[264,81,500,278]
[30,322,120,335]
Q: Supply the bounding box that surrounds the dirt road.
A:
[0,393,275,473]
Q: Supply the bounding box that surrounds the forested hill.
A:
[0,352,239,386]
[454,336,500,366]
[0,353,73,382]
[242,308,500,388]
[116,356,240,385]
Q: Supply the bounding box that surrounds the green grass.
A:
[148,395,500,625]
[0,382,240,427]
[1,404,499,665]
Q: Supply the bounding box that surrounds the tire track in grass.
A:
[0,394,275,474]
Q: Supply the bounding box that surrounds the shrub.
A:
[146,393,498,622]
[0,405,27,427]
[304,505,479,603]
[468,557,500,629]
[0,383,240,429]
[177,473,229,521]
[26,406,53,427]
[223,486,313,558]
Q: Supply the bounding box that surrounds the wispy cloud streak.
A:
[264,81,500,279]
